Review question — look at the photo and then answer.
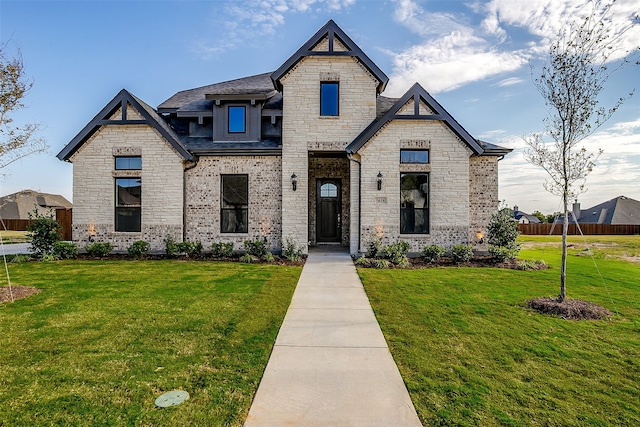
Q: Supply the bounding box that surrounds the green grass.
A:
[0,260,301,426]
[359,236,640,426]
[0,230,29,244]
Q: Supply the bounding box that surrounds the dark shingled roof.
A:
[158,72,277,112]
[477,140,513,156]
[182,138,281,156]
[577,196,640,225]
[376,96,398,118]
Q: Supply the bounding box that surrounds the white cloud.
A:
[494,77,524,87]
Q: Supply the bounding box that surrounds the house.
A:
[512,206,542,224]
[0,189,72,220]
[57,20,512,255]
[573,196,640,224]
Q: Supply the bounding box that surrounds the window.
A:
[115,178,141,232]
[221,174,248,233]
[320,82,339,116]
[115,156,142,170]
[228,106,246,133]
[400,173,429,234]
[400,149,429,164]
[320,183,338,198]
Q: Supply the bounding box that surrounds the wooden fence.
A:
[1,208,73,241]
[518,223,640,235]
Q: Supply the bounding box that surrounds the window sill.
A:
[319,116,340,119]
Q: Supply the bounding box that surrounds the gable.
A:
[271,20,388,93]
[57,89,192,162]
[347,83,485,155]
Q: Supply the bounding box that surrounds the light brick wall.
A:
[184,156,282,251]
[357,120,473,252]
[469,156,500,251]
[70,123,184,250]
[281,56,379,251]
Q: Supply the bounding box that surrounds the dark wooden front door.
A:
[316,179,341,243]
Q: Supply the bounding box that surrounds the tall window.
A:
[400,149,429,164]
[320,82,339,116]
[228,106,246,133]
[400,173,429,234]
[115,178,141,232]
[221,174,248,233]
[115,156,142,170]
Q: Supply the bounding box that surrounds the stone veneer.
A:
[184,156,282,251]
[70,108,184,251]
[469,156,500,251]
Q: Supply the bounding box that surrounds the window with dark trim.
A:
[400,149,429,164]
[115,178,141,232]
[115,156,142,170]
[320,82,339,116]
[400,173,429,234]
[221,174,248,233]
[228,106,246,133]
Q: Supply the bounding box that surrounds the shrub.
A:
[40,253,59,262]
[9,254,31,263]
[451,244,473,264]
[164,236,180,257]
[53,241,77,259]
[487,207,520,261]
[127,240,150,258]
[367,235,384,258]
[353,255,368,266]
[263,252,275,263]
[244,239,270,259]
[373,259,391,269]
[281,237,304,262]
[383,241,410,265]
[422,244,445,263]
[211,242,234,258]
[179,240,203,257]
[488,245,519,262]
[240,253,258,263]
[26,209,61,257]
[85,242,113,257]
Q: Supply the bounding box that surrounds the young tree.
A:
[524,0,639,302]
[0,42,47,173]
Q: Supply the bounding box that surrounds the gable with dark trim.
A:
[346,83,484,155]
[57,89,192,161]
[271,20,388,94]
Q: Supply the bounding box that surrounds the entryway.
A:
[316,179,341,243]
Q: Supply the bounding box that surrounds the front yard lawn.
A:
[0,260,301,426]
[359,236,640,426]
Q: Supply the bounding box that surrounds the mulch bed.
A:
[0,286,41,303]
[357,256,549,270]
[527,297,612,320]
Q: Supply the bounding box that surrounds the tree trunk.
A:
[559,195,568,302]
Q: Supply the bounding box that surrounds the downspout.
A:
[347,153,362,253]
[183,157,199,242]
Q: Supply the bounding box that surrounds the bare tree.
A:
[525,0,639,302]
[0,42,47,173]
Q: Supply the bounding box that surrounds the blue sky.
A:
[1,0,639,214]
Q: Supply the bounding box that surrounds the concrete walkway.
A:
[244,248,422,427]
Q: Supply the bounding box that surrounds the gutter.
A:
[182,157,200,242]
[347,154,362,253]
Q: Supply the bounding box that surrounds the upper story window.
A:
[400,150,429,164]
[228,106,246,133]
[115,156,142,170]
[320,82,339,116]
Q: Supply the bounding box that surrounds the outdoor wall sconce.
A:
[88,224,96,242]
[291,173,298,191]
[476,231,484,244]
[377,172,383,191]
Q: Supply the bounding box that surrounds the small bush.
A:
[244,239,270,259]
[516,259,548,271]
[383,241,410,265]
[263,252,275,263]
[179,240,203,257]
[40,253,59,262]
[373,259,391,269]
[367,235,384,258]
[422,244,445,263]
[281,237,304,262]
[353,255,368,266]
[451,244,473,264]
[85,242,113,257]
[240,253,258,263]
[26,209,61,257]
[9,254,31,263]
[53,241,77,259]
[127,240,150,258]
[488,245,519,262]
[164,236,180,257]
[211,242,234,258]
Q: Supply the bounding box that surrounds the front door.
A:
[316,179,341,243]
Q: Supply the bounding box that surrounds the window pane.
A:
[221,175,248,233]
[228,106,246,133]
[320,183,338,198]
[116,178,141,206]
[400,173,429,234]
[116,207,141,232]
[400,150,429,164]
[320,82,339,116]
[115,156,142,170]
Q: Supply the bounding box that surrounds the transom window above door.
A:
[320,182,338,197]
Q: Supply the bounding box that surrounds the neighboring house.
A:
[573,196,640,225]
[512,206,542,224]
[57,20,512,255]
[0,189,72,220]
